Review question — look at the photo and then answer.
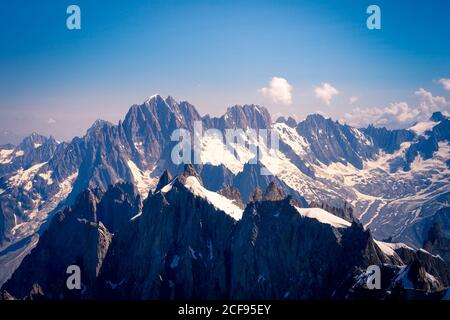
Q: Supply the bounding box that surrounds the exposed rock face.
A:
[3,168,447,300]
[121,95,201,168]
[197,164,234,192]
[233,163,272,202]
[0,207,7,247]
[397,207,450,249]
[262,182,284,201]
[218,185,245,209]
[309,201,356,223]
[0,95,202,257]
[230,197,391,299]
[407,259,446,292]
[0,133,59,177]
[0,289,14,300]
[2,96,448,255]
[203,105,271,130]
[348,239,450,299]
[403,114,450,170]
[96,183,141,234]
[1,190,112,299]
[179,164,203,185]
[155,170,173,192]
[1,97,450,299]
[424,223,450,266]
[1,183,140,299]
[249,186,263,202]
[233,162,307,206]
[0,134,62,247]
[362,125,415,154]
[276,116,297,128]
[98,174,237,299]
[296,114,377,169]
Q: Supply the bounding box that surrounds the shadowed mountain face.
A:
[424,222,450,266]
[296,114,378,169]
[2,168,448,300]
[1,183,140,299]
[202,104,272,131]
[1,95,449,295]
[0,96,293,250]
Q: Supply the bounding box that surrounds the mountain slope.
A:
[2,168,447,299]
[1,95,449,288]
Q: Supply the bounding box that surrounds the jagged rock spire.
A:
[179,164,203,185]
[276,116,297,128]
[73,189,99,222]
[155,170,173,192]
[249,186,263,202]
[218,185,245,209]
[262,181,284,201]
[309,200,356,223]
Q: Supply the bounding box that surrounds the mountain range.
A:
[1,95,449,299]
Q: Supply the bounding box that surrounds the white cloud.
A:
[259,77,293,105]
[438,78,450,91]
[349,96,359,104]
[343,102,419,128]
[48,118,56,124]
[415,88,449,113]
[342,88,450,128]
[314,83,339,105]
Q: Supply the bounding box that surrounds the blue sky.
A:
[1,0,449,141]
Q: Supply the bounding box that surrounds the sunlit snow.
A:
[184,176,244,220]
[294,207,351,228]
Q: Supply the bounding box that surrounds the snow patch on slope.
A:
[160,179,176,193]
[127,160,157,197]
[8,162,47,190]
[312,138,450,238]
[9,171,79,243]
[0,149,14,164]
[374,240,413,256]
[351,127,373,146]
[199,132,254,175]
[273,123,310,156]
[197,125,331,201]
[409,121,438,137]
[184,176,244,220]
[38,170,54,185]
[294,207,351,228]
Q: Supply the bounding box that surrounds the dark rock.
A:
[249,186,263,202]
[276,116,297,128]
[423,223,450,267]
[155,170,173,193]
[309,201,357,223]
[218,185,245,209]
[262,182,284,201]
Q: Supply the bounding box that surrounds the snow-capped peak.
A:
[409,120,439,137]
[145,94,162,104]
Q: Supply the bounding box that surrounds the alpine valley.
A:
[1,95,450,299]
